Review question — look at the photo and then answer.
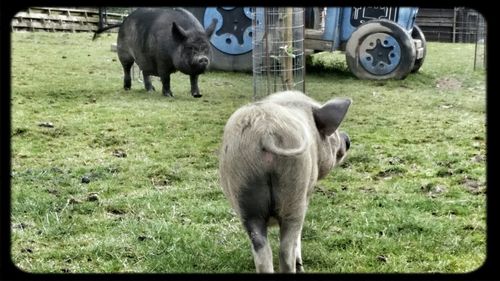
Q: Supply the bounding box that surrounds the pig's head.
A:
[172,18,217,75]
[312,98,351,179]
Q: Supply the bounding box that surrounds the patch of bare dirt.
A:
[460,178,486,195]
[436,77,462,90]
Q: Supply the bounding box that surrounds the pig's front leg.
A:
[160,72,173,97]
[190,74,202,98]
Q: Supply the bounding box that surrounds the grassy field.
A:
[10,31,486,273]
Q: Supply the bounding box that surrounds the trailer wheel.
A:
[305,7,322,29]
[345,19,416,80]
[411,24,426,73]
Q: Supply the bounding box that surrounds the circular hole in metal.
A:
[369,42,374,47]
[366,56,372,61]
[226,38,232,44]
[379,62,385,68]
[383,40,389,45]
[249,31,253,37]
[390,53,395,58]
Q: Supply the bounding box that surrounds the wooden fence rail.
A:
[11,7,125,32]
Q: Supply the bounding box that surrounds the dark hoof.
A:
[192,93,202,98]
[146,86,156,92]
[124,87,131,91]
[163,91,174,97]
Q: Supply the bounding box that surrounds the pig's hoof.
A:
[163,91,174,97]
[124,87,131,91]
[296,262,304,273]
[192,93,202,98]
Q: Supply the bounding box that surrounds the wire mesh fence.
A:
[416,8,486,42]
[414,8,486,70]
[252,7,305,100]
[473,11,486,71]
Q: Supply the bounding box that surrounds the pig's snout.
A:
[193,55,210,70]
[191,55,210,73]
[340,132,350,151]
[198,56,209,66]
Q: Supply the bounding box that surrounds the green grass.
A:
[10,31,486,273]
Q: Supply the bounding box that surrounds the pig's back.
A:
[118,8,205,56]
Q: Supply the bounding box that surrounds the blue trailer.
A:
[318,7,426,79]
[187,7,426,79]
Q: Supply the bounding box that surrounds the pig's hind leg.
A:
[118,53,134,91]
[142,73,155,92]
[245,219,273,273]
[279,216,305,273]
[238,176,275,272]
[159,72,173,97]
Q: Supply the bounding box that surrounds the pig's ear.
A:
[172,22,188,41]
[205,18,217,38]
[313,98,351,136]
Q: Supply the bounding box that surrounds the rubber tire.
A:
[345,19,416,80]
[410,24,426,73]
[305,7,322,29]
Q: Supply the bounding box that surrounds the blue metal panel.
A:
[203,7,254,55]
[322,7,419,44]
[395,7,418,31]
[322,7,341,50]
[340,8,355,42]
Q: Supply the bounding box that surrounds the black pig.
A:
[94,8,217,98]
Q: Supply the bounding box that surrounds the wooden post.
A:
[452,7,457,43]
[283,7,293,91]
[98,7,104,29]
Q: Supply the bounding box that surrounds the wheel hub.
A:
[359,33,401,75]
[203,7,253,55]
